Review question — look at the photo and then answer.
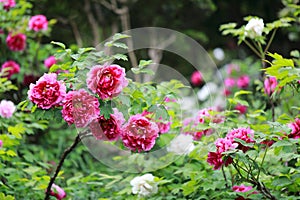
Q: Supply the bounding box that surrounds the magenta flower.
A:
[224,77,235,88]
[28,73,66,109]
[86,64,128,99]
[207,151,232,170]
[288,118,300,139]
[50,183,66,200]
[224,88,231,96]
[232,184,253,193]
[0,100,16,118]
[1,60,20,79]
[0,140,2,148]
[215,138,238,153]
[235,104,247,114]
[0,0,15,11]
[264,76,277,96]
[90,109,124,141]
[28,15,48,32]
[190,71,203,86]
[122,114,159,152]
[61,89,100,127]
[44,56,57,69]
[226,64,240,75]
[6,33,26,51]
[237,75,250,89]
[226,128,255,152]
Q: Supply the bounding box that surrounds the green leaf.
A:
[112,33,130,41]
[51,41,66,49]
[272,140,293,148]
[234,90,252,98]
[139,60,153,68]
[100,101,113,120]
[8,124,26,139]
[113,54,128,61]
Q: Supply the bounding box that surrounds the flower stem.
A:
[244,39,263,59]
[264,29,277,54]
[44,134,81,200]
[257,144,268,181]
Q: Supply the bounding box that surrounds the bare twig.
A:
[84,0,100,46]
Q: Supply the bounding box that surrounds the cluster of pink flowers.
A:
[28,15,48,32]
[207,127,254,170]
[86,64,128,100]
[0,99,16,118]
[0,0,15,11]
[264,76,278,96]
[28,73,66,109]
[190,70,203,86]
[1,60,20,79]
[49,183,66,200]
[288,118,300,139]
[61,89,100,127]
[223,64,250,96]
[122,114,159,152]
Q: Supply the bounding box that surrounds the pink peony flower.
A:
[0,100,16,118]
[6,33,26,51]
[191,71,203,86]
[86,64,128,100]
[288,118,300,139]
[28,73,66,109]
[122,114,159,152]
[90,108,124,141]
[61,89,100,127]
[226,128,255,152]
[237,75,250,89]
[215,137,238,153]
[50,183,66,200]
[1,60,20,79]
[235,104,247,114]
[0,140,2,148]
[142,110,171,134]
[28,15,48,32]
[264,76,277,96]
[0,0,15,11]
[44,56,57,69]
[232,184,253,193]
[224,77,235,88]
[226,64,240,75]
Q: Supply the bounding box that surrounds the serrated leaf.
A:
[8,124,26,139]
[113,54,128,61]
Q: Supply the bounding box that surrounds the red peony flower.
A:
[28,15,48,32]
[122,114,159,152]
[207,151,233,170]
[190,71,203,86]
[232,184,253,193]
[6,33,26,51]
[90,115,122,141]
[44,56,57,69]
[28,73,66,109]
[61,89,100,127]
[288,118,300,139]
[86,64,128,100]
[235,104,247,114]
[1,60,20,79]
[237,75,250,89]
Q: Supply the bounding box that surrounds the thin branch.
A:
[44,134,81,200]
[84,0,100,46]
[264,29,277,54]
[69,20,83,48]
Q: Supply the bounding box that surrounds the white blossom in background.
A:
[197,82,218,101]
[245,18,264,38]
[213,47,225,61]
[167,134,195,155]
[130,173,158,197]
[0,100,16,118]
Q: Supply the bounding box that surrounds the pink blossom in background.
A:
[86,64,128,99]
[237,75,250,89]
[122,114,159,152]
[288,118,300,139]
[28,15,48,32]
[61,89,99,127]
[226,127,255,152]
[141,110,171,134]
[28,73,66,109]
[0,99,16,118]
[50,183,66,200]
[226,64,240,75]
[6,33,26,51]
[224,77,235,88]
[232,184,253,193]
[0,0,15,11]
[0,140,2,148]
[264,76,277,96]
[191,71,203,86]
[44,56,57,69]
[224,88,231,96]
[1,60,20,79]
[215,138,238,153]
[235,104,247,114]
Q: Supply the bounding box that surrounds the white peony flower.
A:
[197,82,218,101]
[213,47,225,61]
[130,173,158,197]
[245,18,264,38]
[167,134,195,155]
